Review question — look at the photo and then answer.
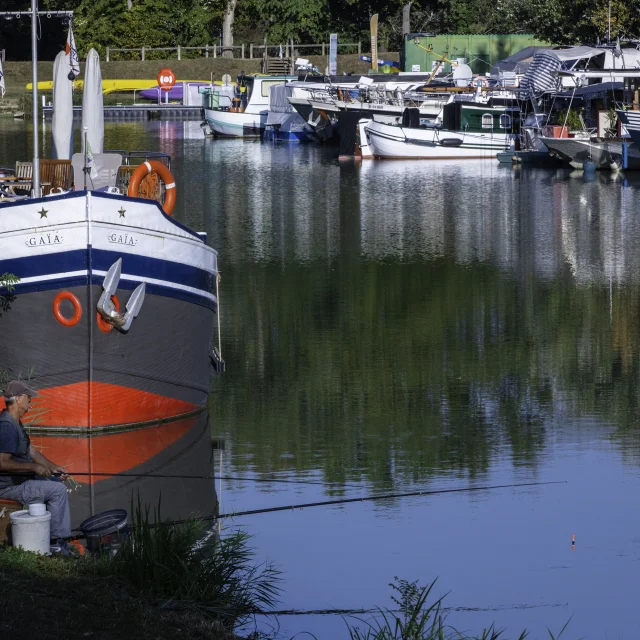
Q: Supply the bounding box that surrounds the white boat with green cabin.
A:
[364,96,519,159]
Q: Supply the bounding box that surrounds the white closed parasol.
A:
[51,50,74,160]
[81,48,104,155]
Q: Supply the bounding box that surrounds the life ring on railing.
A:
[127,160,176,216]
[53,291,82,327]
[97,295,120,334]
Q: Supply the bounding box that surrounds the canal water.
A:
[2,120,640,638]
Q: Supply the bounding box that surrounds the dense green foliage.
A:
[1,0,640,61]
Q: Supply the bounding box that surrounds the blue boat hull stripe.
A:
[0,249,216,295]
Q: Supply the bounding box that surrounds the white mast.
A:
[31,0,40,197]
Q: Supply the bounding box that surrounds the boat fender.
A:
[53,291,82,327]
[97,295,120,333]
[439,138,463,147]
[127,160,176,216]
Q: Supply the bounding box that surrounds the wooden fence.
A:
[105,42,362,62]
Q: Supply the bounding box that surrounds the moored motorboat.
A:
[202,74,295,138]
[365,99,518,160]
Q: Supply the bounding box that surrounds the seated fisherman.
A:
[0,380,71,545]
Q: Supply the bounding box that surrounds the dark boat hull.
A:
[0,190,218,432]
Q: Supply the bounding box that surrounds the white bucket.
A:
[10,510,51,554]
[28,503,47,516]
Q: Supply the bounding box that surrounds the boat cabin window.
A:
[481,114,493,129]
[499,114,512,129]
[261,80,286,97]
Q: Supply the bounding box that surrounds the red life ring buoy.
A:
[127,160,176,216]
[53,291,82,327]
[96,295,120,333]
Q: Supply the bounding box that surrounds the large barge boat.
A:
[0,187,219,432]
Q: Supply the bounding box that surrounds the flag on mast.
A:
[86,139,98,180]
[65,23,80,78]
[370,14,379,73]
[0,58,5,98]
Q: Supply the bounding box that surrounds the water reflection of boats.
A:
[29,413,218,526]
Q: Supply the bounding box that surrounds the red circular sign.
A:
[157,68,176,91]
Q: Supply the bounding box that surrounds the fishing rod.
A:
[0,471,364,488]
[154,479,567,525]
[65,479,566,540]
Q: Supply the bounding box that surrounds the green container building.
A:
[402,34,550,74]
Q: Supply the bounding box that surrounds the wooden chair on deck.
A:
[12,160,72,196]
[13,161,33,195]
[40,159,72,195]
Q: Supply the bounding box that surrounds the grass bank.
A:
[0,502,280,640]
[0,53,399,102]
[0,547,235,640]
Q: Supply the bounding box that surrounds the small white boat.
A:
[365,100,518,160]
[203,75,295,138]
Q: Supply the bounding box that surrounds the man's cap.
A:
[3,380,39,398]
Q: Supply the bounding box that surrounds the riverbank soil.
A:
[0,547,234,640]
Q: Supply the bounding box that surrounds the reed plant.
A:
[102,497,282,630]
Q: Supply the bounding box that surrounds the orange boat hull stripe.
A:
[9,382,200,428]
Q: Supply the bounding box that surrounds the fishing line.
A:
[260,601,569,616]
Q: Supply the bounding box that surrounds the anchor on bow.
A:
[97,258,146,333]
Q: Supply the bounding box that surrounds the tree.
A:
[222,0,237,58]
[504,0,640,43]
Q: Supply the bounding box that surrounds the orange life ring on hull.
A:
[127,160,176,216]
[97,295,120,333]
[53,291,82,327]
